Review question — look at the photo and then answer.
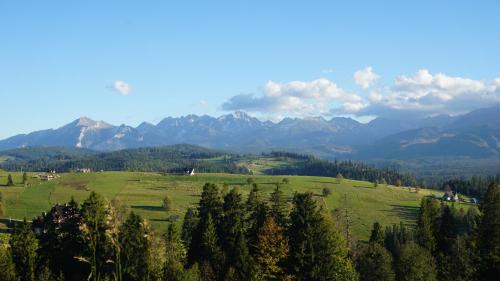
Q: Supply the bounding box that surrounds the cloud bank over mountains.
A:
[222,68,500,120]
[222,79,363,116]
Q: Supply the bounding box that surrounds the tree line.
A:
[437,173,500,199]
[0,145,250,174]
[265,152,416,187]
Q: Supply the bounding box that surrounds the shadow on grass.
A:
[145,186,169,191]
[386,205,420,221]
[309,180,339,185]
[353,185,374,189]
[150,218,169,222]
[131,205,164,212]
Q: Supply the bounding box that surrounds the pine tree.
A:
[221,188,254,278]
[10,219,38,281]
[369,222,384,246]
[119,212,151,281]
[416,197,439,252]
[189,183,223,264]
[255,216,289,281]
[269,185,289,227]
[396,242,437,281]
[357,243,395,281]
[7,174,14,186]
[246,184,268,254]
[164,223,187,281]
[322,187,332,197]
[436,205,458,280]
[200,214,224,279]
[182,207,199,251]
[163,195,173,212]
[231,230,255,281]
[198,183,223,224]
[80,192,111,281]
[478,183,500,280]
[288,193,356,281]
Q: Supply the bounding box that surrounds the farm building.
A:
[39,174,55,181]
[442,190,459,202]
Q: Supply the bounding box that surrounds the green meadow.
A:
[0,170,467,240]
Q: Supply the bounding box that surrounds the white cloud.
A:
[359,69,500,118]
[354,66,379,89]
[111,80,132,95]
[368,91,383,102]
[222,78,363,116]
[222,69,500,120]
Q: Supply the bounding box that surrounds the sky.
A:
[0,0,499,139]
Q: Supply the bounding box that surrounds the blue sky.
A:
[1,0,499,139]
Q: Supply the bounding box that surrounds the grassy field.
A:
[0,170,470,240]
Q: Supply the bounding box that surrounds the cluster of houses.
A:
[433,189,477,204]
[37,168,92,181]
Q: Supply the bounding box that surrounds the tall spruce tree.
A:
[288,192,356,281]
[269,185,289,227]
[189,183,223,265]
[200,214,224,280]
[182,207,199,252]
[80,192,111,281]
[369,222,384,246]
[221,188,255,278]
[246,184,268,255]
[164,223,187,281]
[416,197,440,252]
[10,219,38,281]
[478,183,500,280]
[230,230,255,281]
[119,212,151,281]
[436,205,458,281]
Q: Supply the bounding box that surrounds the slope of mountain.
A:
[0,106,499,160]
[357,105,500,159]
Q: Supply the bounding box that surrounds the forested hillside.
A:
[0,145,250,174]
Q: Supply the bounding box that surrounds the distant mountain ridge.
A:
[1,105,499,160]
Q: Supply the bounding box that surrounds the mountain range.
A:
[1,105,499,160]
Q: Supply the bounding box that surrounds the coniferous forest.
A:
[0,181,499,281]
